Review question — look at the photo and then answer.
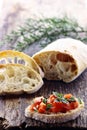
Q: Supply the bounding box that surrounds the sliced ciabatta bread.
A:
[33,38,87,82]
[25,92,84,123]
[0,50,44,78]
[0,64,43,95]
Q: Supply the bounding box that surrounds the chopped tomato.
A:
[33,96,43,104]
[64,94,73,99]
[29,104,36,111]
[62,103,71,112]
[48,94,56,103]
[38,102,46,113]
[51,102,63,113]
[29,92,79,114]
[70,101,78,109]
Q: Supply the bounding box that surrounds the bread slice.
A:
[33,38,87,82]
[0,64,43,95]
[0,50,44,78]
[25,98,84,123]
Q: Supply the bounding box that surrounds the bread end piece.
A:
[33,38,87,82]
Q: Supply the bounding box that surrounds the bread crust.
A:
[25,99,84,123]
[0,64,43,95]
[0,50,44,78]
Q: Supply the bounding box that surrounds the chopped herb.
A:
[34,109,38,112]
[54,97,68,104]
[53,92,63,98]
[33,107,38,112]
[53,92,69,104]
[42,98,47,104]
[78,98,82,104]
[46,104,52,111]
[67,97,76,102]
[60,98,69,104]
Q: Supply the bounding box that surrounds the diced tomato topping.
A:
[51,102,63,113]
[62,103,71,112]
[70,101,78,109]
[38,102,46,113]
[29,104,36,111]
[29,93,79,114]
[48,94,56,103]
[64,94,73,99]
[33,96,43,104]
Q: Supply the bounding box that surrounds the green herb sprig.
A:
[1,17,87,52]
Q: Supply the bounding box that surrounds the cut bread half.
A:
[25,93,84,123]
[0,64,43,95]
[0,50,44,78]
[33,38,87,82]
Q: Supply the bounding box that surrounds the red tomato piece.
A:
[64,94,73,99]
[70,101,78,109]
[38,102,46,113]
[48,94,56,103]
[51,102,63,113]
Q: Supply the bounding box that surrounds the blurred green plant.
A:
[0,17,87,51]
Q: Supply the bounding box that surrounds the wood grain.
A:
[0,71,86,129]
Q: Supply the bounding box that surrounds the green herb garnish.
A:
[67,97,76,102]
[53,92,63,98]
[78,98,82,104]
[46,104,52,111]
[53,92,69,104]
[42,98,47,104]
[55,98,68,104]
[1,17,87,52]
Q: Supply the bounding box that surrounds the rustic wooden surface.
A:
[0,3,87,129]
[0,73,87,129]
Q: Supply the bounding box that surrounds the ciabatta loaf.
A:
[0,64,43,95]
[0,50,44,78]
[25,93,84,123]
[33,38,87,82]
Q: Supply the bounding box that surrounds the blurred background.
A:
[0,0,87,53]
[1,0,87,31]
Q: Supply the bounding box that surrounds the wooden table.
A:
[0,4,87,130]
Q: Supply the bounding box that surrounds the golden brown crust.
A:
[0,50,44,77]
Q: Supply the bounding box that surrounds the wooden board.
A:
[0,5,87,129]
[0,71,87,129]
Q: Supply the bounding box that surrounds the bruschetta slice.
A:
[25,92,84,123]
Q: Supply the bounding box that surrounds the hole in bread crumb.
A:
[32,84,35,87]
[0,59,6,64]
[0,74,5,83]
[14,57,17,63]
[40,66,44,73]
[50,54,57,65]
[18,59,25,65]
[49,65,53,69]
[6,67,14,78]
[7,58,13,63]
[71,64,77,72]
[56,53,74,62]
[23,78,30,83]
